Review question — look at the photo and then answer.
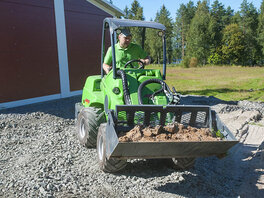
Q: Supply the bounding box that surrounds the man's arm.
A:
[103,46,113,74]
[139,56,151,66]
[135,44,150,66]
[103,63,112,74]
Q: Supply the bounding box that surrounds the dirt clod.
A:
[118,123,221,142]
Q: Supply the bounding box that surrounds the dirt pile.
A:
[118,123,222,142]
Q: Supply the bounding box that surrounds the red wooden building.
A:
[0,0,123,109]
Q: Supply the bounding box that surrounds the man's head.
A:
[118,29,132,48]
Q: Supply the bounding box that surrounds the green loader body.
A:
[75,18,238,173]
[81,69,168,114]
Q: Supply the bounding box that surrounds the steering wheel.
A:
[124,59,145,69]
[138,79,181,105]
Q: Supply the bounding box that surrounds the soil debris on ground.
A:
[118,123,222,142]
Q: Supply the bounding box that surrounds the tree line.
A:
[119,0,264,67]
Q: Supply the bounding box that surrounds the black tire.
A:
[97,123,127,173]
[170,158,196,170]
[76,107,105,148]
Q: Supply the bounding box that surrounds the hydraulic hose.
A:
[117,70,131,105]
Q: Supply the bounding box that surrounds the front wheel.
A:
[97,123,127,172]
[76,107,105,148]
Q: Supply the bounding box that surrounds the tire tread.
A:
[97,123,127,173]
[76,107,105,148]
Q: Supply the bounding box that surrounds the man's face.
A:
[118,34,132,48]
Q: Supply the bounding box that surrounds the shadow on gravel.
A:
[116,159,175,179]
[0,95,81,119]
[0,95,234,119]
[180,95,237,106]
[155,143,264,197]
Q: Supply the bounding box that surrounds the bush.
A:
[189,57,198,67]
[182,56,190,68]
[208,52,222,65]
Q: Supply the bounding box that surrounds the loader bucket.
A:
[104,105,238,159]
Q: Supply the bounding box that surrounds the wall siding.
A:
[0,0,60,103]
[64,0,111,91]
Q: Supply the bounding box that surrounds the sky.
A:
[111,0,262,21]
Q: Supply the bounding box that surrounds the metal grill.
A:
[180,112,192,125]
[196,111,207,127]
[117,110,127,122]
[105,105,238,160]
[115,105,210,129]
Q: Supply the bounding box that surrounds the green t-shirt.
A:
[103,42,148,68]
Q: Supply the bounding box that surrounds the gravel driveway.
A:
[0,95,263,197]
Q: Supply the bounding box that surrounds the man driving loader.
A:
[103,29,150,74]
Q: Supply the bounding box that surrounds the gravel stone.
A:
[0,95,263,197]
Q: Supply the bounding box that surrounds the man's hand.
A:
[103,63,112,74]
[140,56,150,66]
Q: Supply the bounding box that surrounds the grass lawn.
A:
[148,65,264,102]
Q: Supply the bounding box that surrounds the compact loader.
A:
[75,18,238,173]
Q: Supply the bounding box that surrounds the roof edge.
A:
[87,0,124,17]
[104,18,166,31]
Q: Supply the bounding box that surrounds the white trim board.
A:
[0,94,61,110]
[87,0,124,17]
[66,90,83,97]
[0,90,82,110]
[54,0,71,97]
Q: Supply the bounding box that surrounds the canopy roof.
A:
[104,18,166,31]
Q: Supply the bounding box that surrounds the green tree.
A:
[223,6,234,26]
[124,0,145,46]
[239,0,260,65]
[258,0,264,62]
[186,1,211,65]
[208,1,234,64]
[174,1,196,60]
[209,1,233,49]
[231,11,241,24]
[221,24,245,65]
[146,5,173,64]
[145,27,160,63]
[209,0,226,47]
[124,6,129,19]
[155,5,173,63]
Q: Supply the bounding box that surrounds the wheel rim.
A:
[80,118,86,139]
[98,134,104,161]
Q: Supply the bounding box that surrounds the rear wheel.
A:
[97,123,127,172]
[76,107,105,148]
[170,158,196,170]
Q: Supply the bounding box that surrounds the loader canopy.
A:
[101,18,167,79]
[104,18,166,32]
